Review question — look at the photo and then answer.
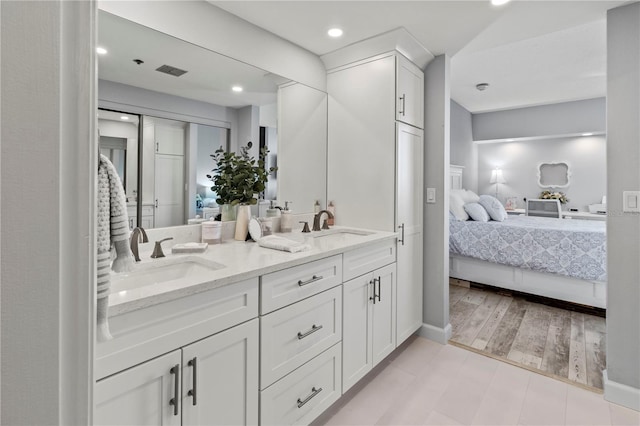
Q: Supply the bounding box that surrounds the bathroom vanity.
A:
[94,228,414,426]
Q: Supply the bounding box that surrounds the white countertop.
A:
[108,227,397,316]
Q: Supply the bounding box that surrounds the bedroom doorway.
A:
[448,280,606,391]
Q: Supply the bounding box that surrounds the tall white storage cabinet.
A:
[328,52,424,348]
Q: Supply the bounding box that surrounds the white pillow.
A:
[479,195,508,222]
[463,190,480,203]
[450,192,469,221]
[464,203,490,222]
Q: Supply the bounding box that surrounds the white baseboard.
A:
[418,323,452,345]
[603,369,640,411]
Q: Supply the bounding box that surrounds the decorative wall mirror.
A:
[537,161,571,188]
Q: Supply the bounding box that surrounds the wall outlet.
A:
[426,188,436,203]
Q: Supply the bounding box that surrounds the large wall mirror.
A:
[97,10,327,229]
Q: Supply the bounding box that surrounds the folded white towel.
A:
[257,235,311,253]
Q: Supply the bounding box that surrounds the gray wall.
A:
[450,100,477,192]
[2,1,94,423]
[421,55,451,343]
[477,136,606,211]
[473,98,606,142]
[605,2,640,410]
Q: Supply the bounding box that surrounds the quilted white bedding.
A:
[449,215,606,282]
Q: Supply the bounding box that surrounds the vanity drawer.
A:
[260,255,342,314]
[260,343,342,426]
[261,286,342,388]
[343,239,396,281]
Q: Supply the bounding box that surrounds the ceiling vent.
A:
[155,64,188,77]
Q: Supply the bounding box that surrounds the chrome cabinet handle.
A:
[187,357,197,406]
[369,279,376,305]
[297,387,323,408]
[398,223,405,246]
[399,94,406,116]
[298,275,323,287]
[375,277,381,302]
[297,324,323,340]
[169,364,180,416]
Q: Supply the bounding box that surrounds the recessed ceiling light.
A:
[120,116,129,121]
[232,86,243,92]
[476,82,490,91]
[582,133,593,136]
[96,47,107,55]
[491,0,511,5]
[328,28,343,38]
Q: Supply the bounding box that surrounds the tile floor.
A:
[315,336,639,426]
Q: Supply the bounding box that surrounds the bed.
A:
[449,214,607,308]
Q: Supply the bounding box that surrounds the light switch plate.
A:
[426,188,436,204]
[623,191,640,212]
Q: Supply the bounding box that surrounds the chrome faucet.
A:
[312,210,334,232]
[130,227,148,262]
[151,237,174,259]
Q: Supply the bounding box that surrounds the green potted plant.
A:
[207,143,276,239]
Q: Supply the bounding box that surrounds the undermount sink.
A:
[310,228,374,239]
[111,256,225,292]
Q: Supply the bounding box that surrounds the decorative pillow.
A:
[449,192,469,221]
[463,190,480,204]
[464,203,490,222]
[479,195,508,222]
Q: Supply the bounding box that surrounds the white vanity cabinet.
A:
[95,319,258,426]
[341,241,397,393]
[342,263,396,393]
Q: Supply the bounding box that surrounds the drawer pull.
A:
[297,386,323,408]
[169,364,180,416]
[297,275,323,287]
[187,357,197,406]
[375,277,381,302]
[297,324,323,340]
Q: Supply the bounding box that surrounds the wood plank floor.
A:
[449,282,607,391]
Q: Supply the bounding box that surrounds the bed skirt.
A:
[449,254,606,309]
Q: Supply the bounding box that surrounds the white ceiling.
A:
[212,0,628,113]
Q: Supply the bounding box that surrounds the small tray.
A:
[171,242,208,254]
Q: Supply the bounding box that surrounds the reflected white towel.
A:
[257,235,311,253]
[97,154,134,342]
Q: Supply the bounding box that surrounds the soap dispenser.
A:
[280,201,293,233]
[266,200,281,218]
[314,200,321,214]
[327,201,335,226]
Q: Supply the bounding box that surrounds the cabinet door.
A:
[396,55,424,128]
[155,124,185,155]
[341,273,374,393]
[94,350,182,426]
[154,154,184,228]
[371,263,397,365]
[396,123,424,344]
[396,231,423,344]
[181,319,259,426]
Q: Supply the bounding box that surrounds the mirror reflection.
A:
[97,10,327,229]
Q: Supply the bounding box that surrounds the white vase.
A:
[221,204,236,221]
[234,204,251,241]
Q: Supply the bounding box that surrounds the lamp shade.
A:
[490,168,506,184]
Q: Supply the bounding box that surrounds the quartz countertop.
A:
[108,227,397,316]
